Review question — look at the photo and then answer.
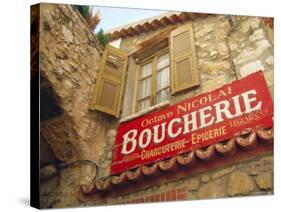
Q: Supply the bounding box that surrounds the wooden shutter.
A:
[90,45,127,117]
[170,23,199,94]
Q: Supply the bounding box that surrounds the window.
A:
[137,49,170,112]
[135,23,199,112]
[91,23,199,117]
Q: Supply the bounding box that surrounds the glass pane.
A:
[157,53,169,70]
[138,99,150,111]
[157,67,170,91]
[141,62,152,78]
[139,77,151,99]
[156,88,170,103]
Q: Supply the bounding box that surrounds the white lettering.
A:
[232,95,243,117]
[121,130,137,155]
[139,129,152,149]
[241,89,262,113]
[183,111,198,134]
[153,123,166,144]
[199,106,215,128]
[167,118,182,138]
[214,100,234,123]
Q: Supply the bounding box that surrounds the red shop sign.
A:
[110,71,273,175]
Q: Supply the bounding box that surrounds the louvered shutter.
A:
[90,45,127,117]
[170,23,199,94]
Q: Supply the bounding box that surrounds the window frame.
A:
[135,47,170,112]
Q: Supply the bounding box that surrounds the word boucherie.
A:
[121,89,262,155]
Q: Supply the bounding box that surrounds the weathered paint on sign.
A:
[110,71,273,174]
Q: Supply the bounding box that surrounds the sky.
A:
[91,6,167,32]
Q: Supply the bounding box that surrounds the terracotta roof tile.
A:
[107,12,209,40]
[79,127,273,201]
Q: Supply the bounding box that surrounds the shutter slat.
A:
[170,23,199,94]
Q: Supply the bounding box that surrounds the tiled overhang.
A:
[107,12,209,41]
[78,127,273,201]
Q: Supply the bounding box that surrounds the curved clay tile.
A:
[127,27,137,36]
[81,183,96,194]
[196,13,209,18]
[135,24,144,34]
[95,177,112,191]
[107,13,210,40]
[169,14,180,24]
[158,156,177,171]
[257,128,274,143]
[126,167,143,182]
[178,12,189,22]
[176,151,195,166]
[141,162,159,176]
[236,132,258,150]
[120,29,127,38]
[195,145,216,161]
[241,128,253,135]
[233,127,252,137]
[95,179,104,191]
[110,31,118,40]
[111,172,127,185]
[80,127,273,198]
[160,16,172,26]
[143,22,153,32]
[151,19,162,29]
[187,13,196,21]
[215,138,237,157]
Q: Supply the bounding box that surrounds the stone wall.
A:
[193,15,236,95]
[38,3,118,208]
[102,154,273,204]
[119,14,274,119]
[228,16,274,96]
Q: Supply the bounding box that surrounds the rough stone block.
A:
[195,23,215,38]
[201,61,231,74]
[62,25,74,44]
[261,155,273,165]
[255,173,273,190]
[239,17,260,33]
[106,129,117,138]
[265,56,274,66]
[255,39,271,50]
[233,40,271,65]
[227,171,254,196]
[229,41,239,51]
[188,179,199,191]
[209,50,218,59]
[201,175,210,183]
[264,71,274,87]
[249,29,265,43]
[198,182,225,199]
[40,164,57,178]
[216,42,229,57]
[40,176,59,195]
[201,75,226,92]
[186,191,197,200]
[212,166,236,180]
